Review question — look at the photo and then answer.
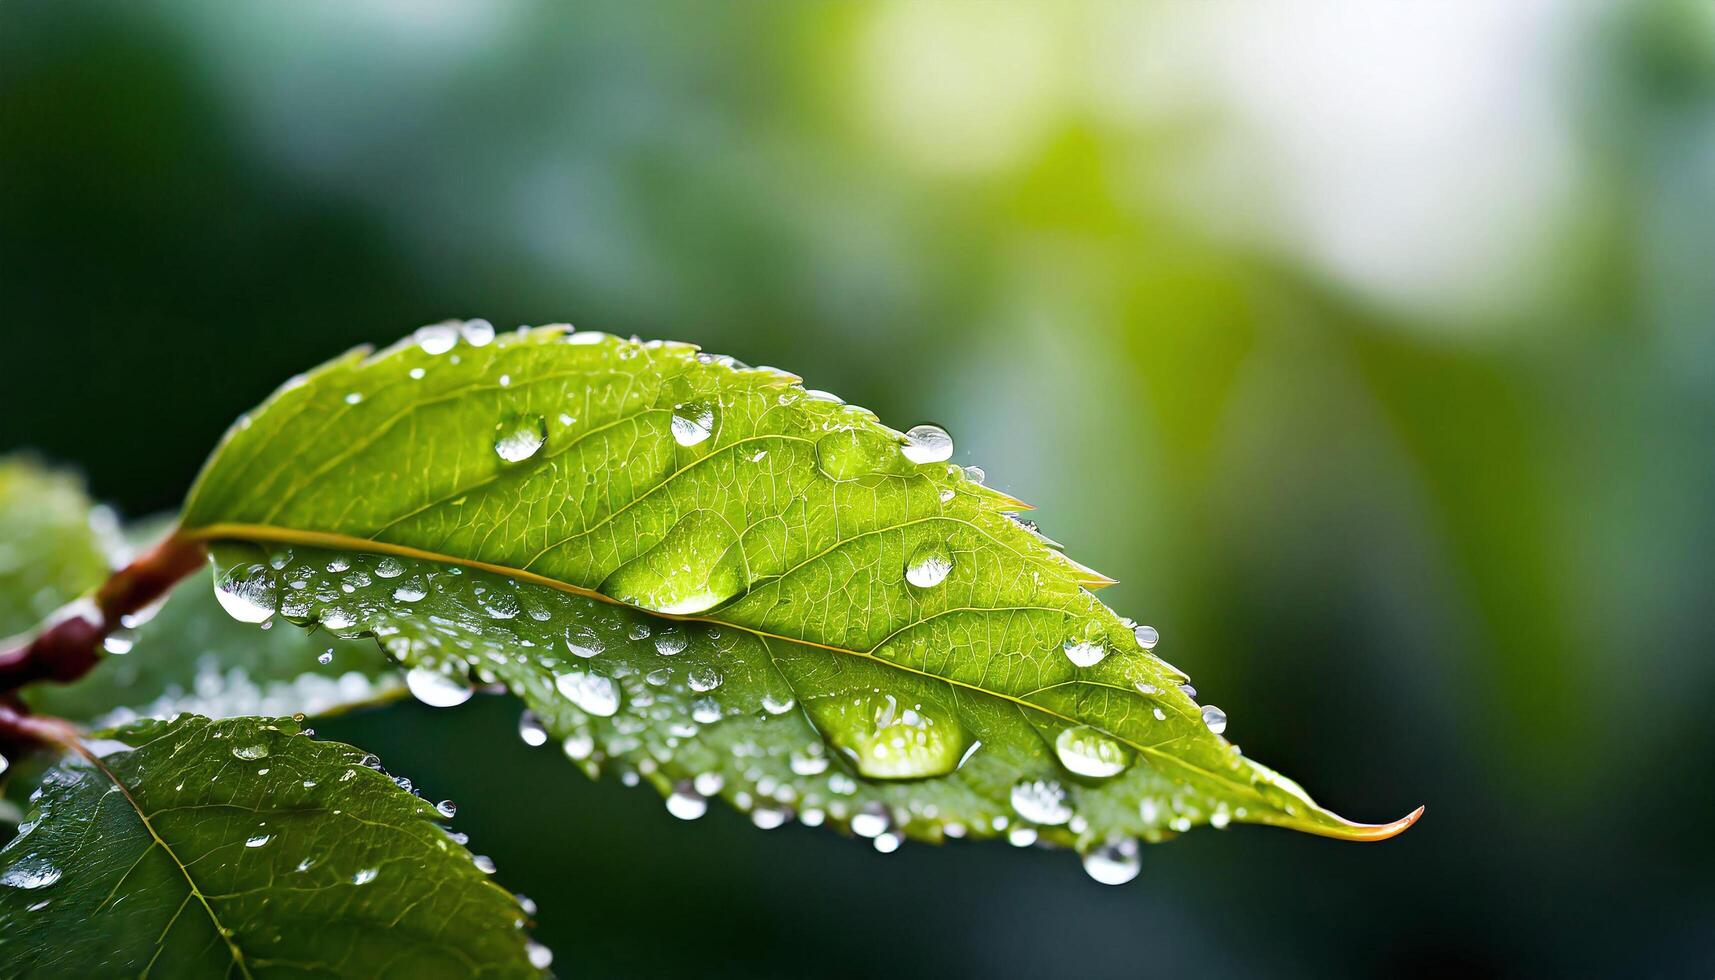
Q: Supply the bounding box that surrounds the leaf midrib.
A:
[180,523,1357,836]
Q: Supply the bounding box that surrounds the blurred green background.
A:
[3,1,1712,976]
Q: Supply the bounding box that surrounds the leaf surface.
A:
[0,714,543,977]
[181,324,1418,872]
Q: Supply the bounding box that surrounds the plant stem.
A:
[0,530,206,695]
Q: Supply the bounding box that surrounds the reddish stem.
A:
[0,531,207,694]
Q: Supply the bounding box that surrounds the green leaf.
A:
[0,458,397,726]
[0,714,545,977]
[0,458,119,638]
[180,324,1419,876]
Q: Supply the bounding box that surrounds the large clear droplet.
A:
[1010,778,1073,826]
[1201,704,1228,735]
[1081,837,1141,885]
[1054,725,1132,779]
[517,710,548,747]
[599,511,749,615]
[1133,624,1160,649]
[901,424,954,464]
[670,402,718,447]
[494,413,547,463]
[1062,621,1109,668]
[214,563,277,625]
[0,856,62,890]
[666,784,707,820]
[806,691,967,780]
[460,318,495,346]
[903,540,954,589]
[415,322,460,355]
[555,670,620,717]
[406,667,474,708]
[814,428,908,481]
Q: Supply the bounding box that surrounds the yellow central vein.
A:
[72,740,254,980]
[180,523,1414,840]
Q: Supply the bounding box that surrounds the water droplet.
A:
[562,731,594,760]
[873,832,902,853]
[319,606,355,631]
[1,857,61,890]
[691,697,722,724]
[814,428,908,481]
[670,401,718,447]
[806,691,967,780]
[352,868,379,886]
[215,563,277,624]
[1179,683,1197,698]
[1010,778,1072,826]
[751,805,790,830]
[102,628,137,655]
[474,585,521,620]
[460,318,495,346]
[563,624,604,659]
[600,511,749,615]
[1054,725,1132,779]
[901,424,954,464]
[963,465,986,484]
[1201,705,1228,734]
[436,800,458,819]
[374,557,405,579]
[555,671,620,717]
[1082,837,1141,885]
[687,665,722,692]
[903,540,954,589]
[232,742,270,761]
[474,854,497,874]
[317,650,334,666]
[494,413,547,463]
[1007,826,1038,847]
[1133,624,1160,649]
[393,579,427,602]
[406,667,474,708]
[344,392,364,405]
[245,834,271,848]
[850,803,890,839]
[666,783,707,820]
[653,627,689,656]
[527,942,554,970]
[1062,621,1109,668]
[518,710,548,747]
[415,322,460,355]
[789,746,830,776]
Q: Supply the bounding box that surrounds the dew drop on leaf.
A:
[1062,621,1109,668]
[493,413,547,463]
[215,563,278,624]
[563,624,604,659]
[232,742,270,761]
[901,423,954,464]
[460,318,495,346]
[903,540,954,589]
[1133,624,1160,649]
[666,783,707,820]
[1053,725,1132,779]
[0,856,62,890]
[414,322,459,355]
[1010,778,1073,826]
[599,511,749,615]
[669,401,718,447]
[1201,704,1228,735]
[406,667,474,708]
[555,670,620,717]
[850,803,890,839]
[517,710,548,747]
[814,428,905,481]
[352,868,379,885]
[1081,837,1141,885]
[527,942,554,970]
[806,691,967,780]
